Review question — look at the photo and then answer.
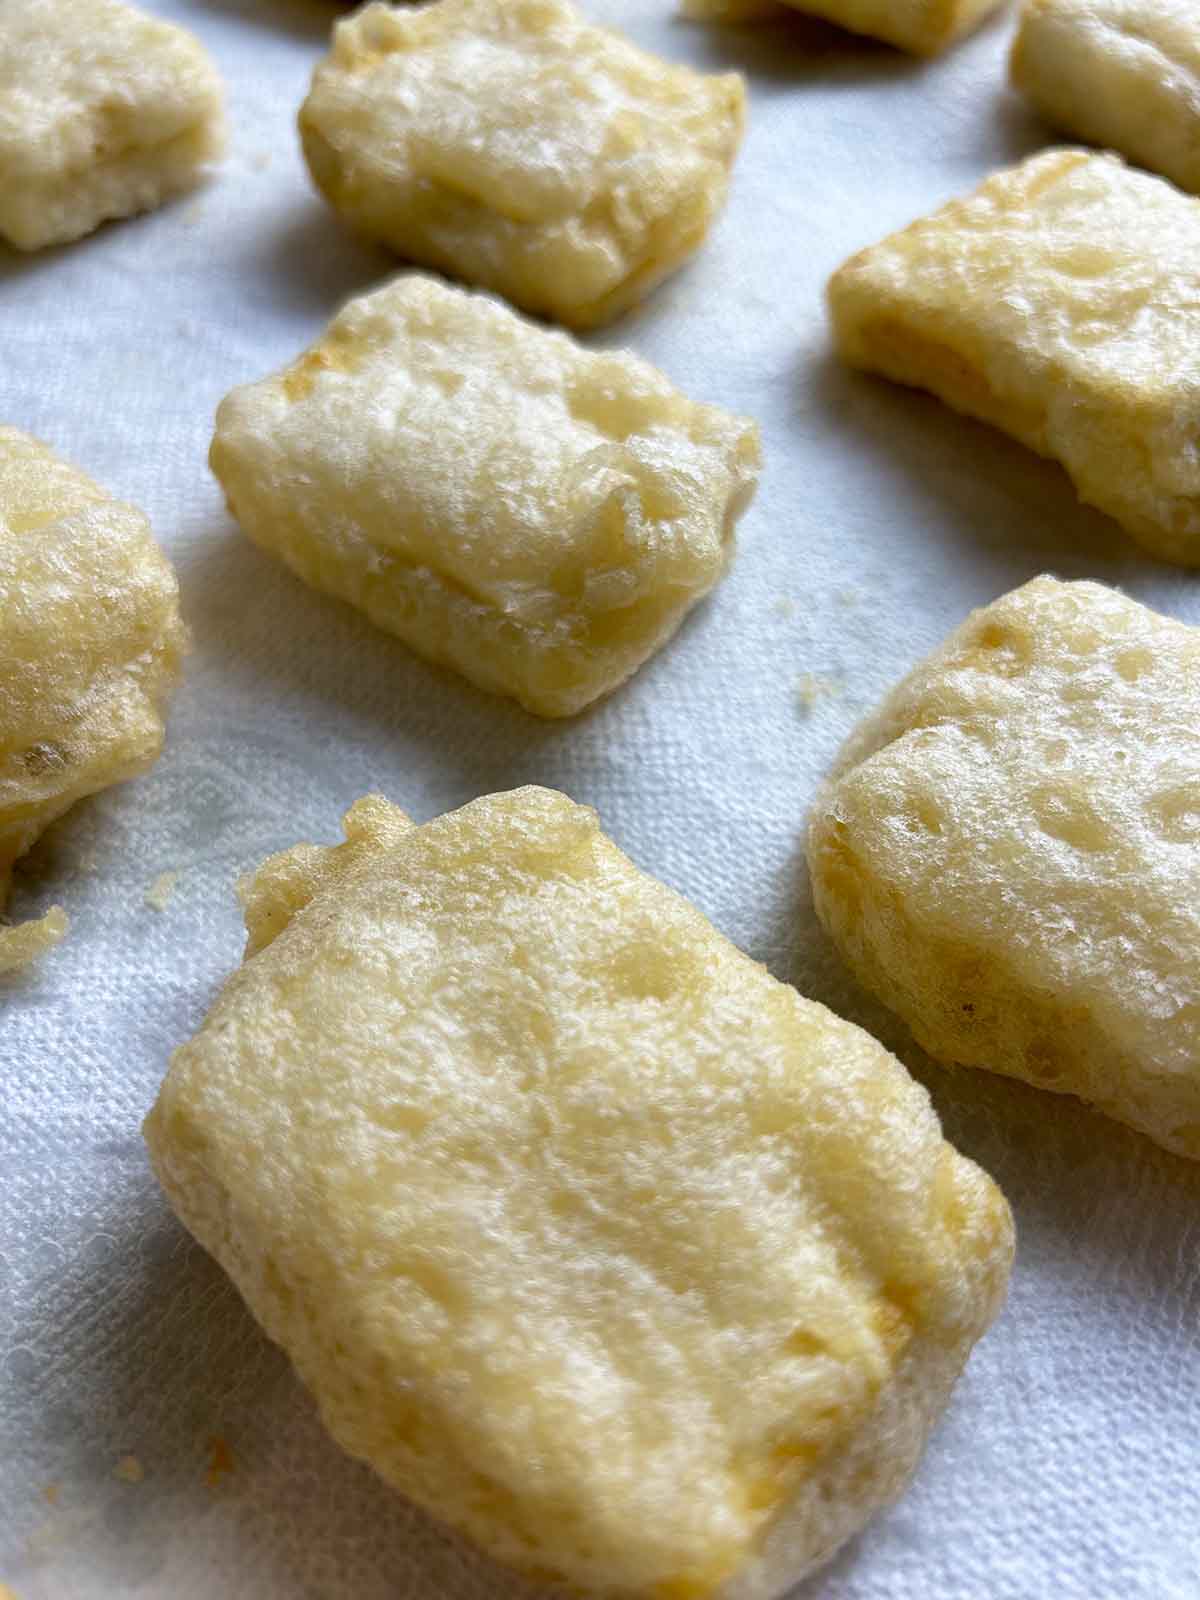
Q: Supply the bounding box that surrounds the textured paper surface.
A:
[2,2,1198,1596]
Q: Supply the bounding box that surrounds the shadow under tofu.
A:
[673,6,927,86]
[981,87,1067,166]
[239,201,396,319]
[805,351,1160,594]
[178,519,702,814]
[185,0,337,43]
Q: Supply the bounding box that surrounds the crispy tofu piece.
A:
[682,0,1001,55]
[210,274,760,718]
[1011,0,1200,195]
[0,427,186,970]
[809,576,1200,1162]
[298,0,744,328]
[829,149,1200,567]
[145,786,1012,1599]
[0,0,225,253]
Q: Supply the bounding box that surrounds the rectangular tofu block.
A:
[809,576,1200,1161]
[0,0,224,252]
[0,427,186,969]
[1012,0,1200,195]
[145,786,1012,1599]
[298,0,744,328]
[682,0,1001,56]
[210,274,760,718]
[829,149,1200,567]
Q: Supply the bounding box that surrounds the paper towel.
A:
[2,0,1198,1595]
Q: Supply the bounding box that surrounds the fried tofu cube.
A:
[210,274,760,718]
[829,149,1200,567]
[1011,0,1200,195]
[145,786,1013,1599]
[809,576,1200,1161]
[0,427,186,969]
[0,0,225,252]
[682,0,1001,56]
[298,0,744,328]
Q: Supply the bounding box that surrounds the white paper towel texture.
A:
[2,2,1198,1596]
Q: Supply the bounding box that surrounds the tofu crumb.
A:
[145,871,179,912]
[114,1454,144,1484]
[773,597,797,618]
[206,1435,234,1489]
[796,673,843,713]
[43,1482,60,1505]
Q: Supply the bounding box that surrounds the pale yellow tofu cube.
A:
[145,785,1013,1600]
[1011,0,1200,195]
[830,149,1200,567]
[809,576,1200,1161]
[0,427,186,969]
[210,274,760,718]
[298,0,744,328]
[682,0,1002,56]
[0,0,225,252]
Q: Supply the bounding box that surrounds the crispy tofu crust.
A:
[809,576,1200,1162]
[210,274,760,718]
[1012,0,1200,195]
[0,0,224,251]
[0,427,186,969]
[299,0,744,328]
[146,786,1012,1599]
[830,149,1200,566]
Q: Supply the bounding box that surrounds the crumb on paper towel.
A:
[145,870,179,912]
[113,1454,144,1484]
[42,1482,59,1505]
[773,596,797,619]
[206,1435,234,1490]
[837,586,862,607]
[796,673,844,714]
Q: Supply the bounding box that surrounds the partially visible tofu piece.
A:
[146,785,1013,1600]
[809,576,1200,1161]
[0,427,186,970]
[210,274,760,718]
[682,0,1001,56]
[0,0,225,252]
[299,0,744,328]
[830,149,1200,566]
[1011,0,1200,195]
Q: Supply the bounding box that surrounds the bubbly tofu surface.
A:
[210,274,760,718]
[682,0,1000,55]
[0,427,186,967]
[830,149,1200,566]
[0,0,225,251]
[146,786,1012,1600]
[809,577,1200,1162]
[1011,0,1200,195]
[299,0,744,327]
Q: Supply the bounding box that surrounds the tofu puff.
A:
[146,787,1012,1600]
[298,0,744,328]
[830,149,1200,567]
[809,577,1200,1162]
[0,0,224,252]
[0,428,185,971]
[210,275,760,718]
[681,0,1002,57]
[1011,0,1200,196]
